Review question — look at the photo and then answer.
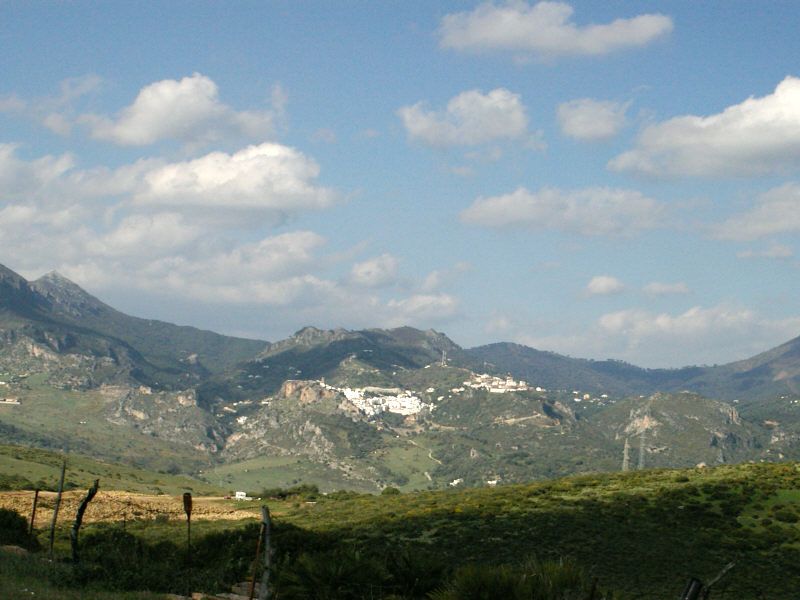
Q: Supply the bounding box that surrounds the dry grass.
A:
[0,490,260,529]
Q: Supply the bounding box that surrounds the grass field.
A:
[0,445,223,496]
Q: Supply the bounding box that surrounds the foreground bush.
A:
[0,507,40,551]
[430,556,616,600]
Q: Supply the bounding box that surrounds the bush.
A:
[275,546,389,599]
[0,507,40,551]
[261,483,320,501]
[430,556,612,600]
[774,509,798,523]
[430,564,523,600]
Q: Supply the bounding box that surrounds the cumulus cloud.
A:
[398,88,531,148]
[642,281,691,296]
[460,186,661,236]
[585,275,625,296]
[0,142,337,226]
[81,73,281,147]
[438,1,673,60]
[85,213,203,258]
[712,183,800,240]
[349,254,400,288]
[610,76,800,178]
[0,142,349,308]
[520,304,800,368]
[134,143,339,217]
[557,98,629,142]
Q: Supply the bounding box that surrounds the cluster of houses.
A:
[329,383,431,416]
[462,373,539,394]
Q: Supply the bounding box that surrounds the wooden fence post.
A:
[48,459,67,559]
[29,489,39,535]
[258,505,272,600]
[183,492,192,598]
[70,479,99,564]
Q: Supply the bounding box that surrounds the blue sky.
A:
[2,1,800,367]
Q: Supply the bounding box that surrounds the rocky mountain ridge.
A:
[2,262,800,491]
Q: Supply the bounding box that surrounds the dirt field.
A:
[1,490,261,529]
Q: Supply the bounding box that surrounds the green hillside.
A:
[0,444,222,495]
[4,461,799,599]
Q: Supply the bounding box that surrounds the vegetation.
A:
[0,444,223,495]
[2,461,799,599]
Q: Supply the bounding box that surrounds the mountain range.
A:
[2,263,799,492]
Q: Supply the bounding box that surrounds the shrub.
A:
[275,546,389,600]
[774,509,798,523]
[431,556,613,600]
[429,563,523,600]
[0,507,40,551]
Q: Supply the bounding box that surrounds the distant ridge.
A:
[3,261,800,400]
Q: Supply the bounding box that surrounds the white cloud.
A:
[349,254,400,288]
[134,143,339,217]
[557,98,629,142]
[460,186,661,236]
[398,88,530,148]
[421,262,472,292]
[520,304,800,368]
[585,275,625,296]
[386,294,460,326]
[610,76,800,178]
[736,245,793,259]
[82,73,280,147]
[0,75,103,135]
[0,143,77,201]
[85,213,203,258]
[0,142,337,227]
[712,183,800,240]
[439,1,673,60]
[642,281,691,296]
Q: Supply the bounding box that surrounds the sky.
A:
[2,1,800,368]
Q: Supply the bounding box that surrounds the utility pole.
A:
[638,427,647,470]
[621,438,630,472]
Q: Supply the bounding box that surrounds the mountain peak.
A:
[31,272,109,318]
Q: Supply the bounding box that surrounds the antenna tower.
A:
[621,437,630,471]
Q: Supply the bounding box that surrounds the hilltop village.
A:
[313,373,542,418]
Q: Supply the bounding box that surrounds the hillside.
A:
[467,339,800,403]
[4,462,800,599]
[3,263,800,491]
[0,265,266,390]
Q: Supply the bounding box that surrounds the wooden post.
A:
[29,489,39,535]
[680,578,703,600]
[258,505,272,600]
[183,492,192,598]
[183,492,192,552]
[48,459,67,559]
[70,479,99,564]
[248,515,266,600]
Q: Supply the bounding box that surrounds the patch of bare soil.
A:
[0,490,259,528]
